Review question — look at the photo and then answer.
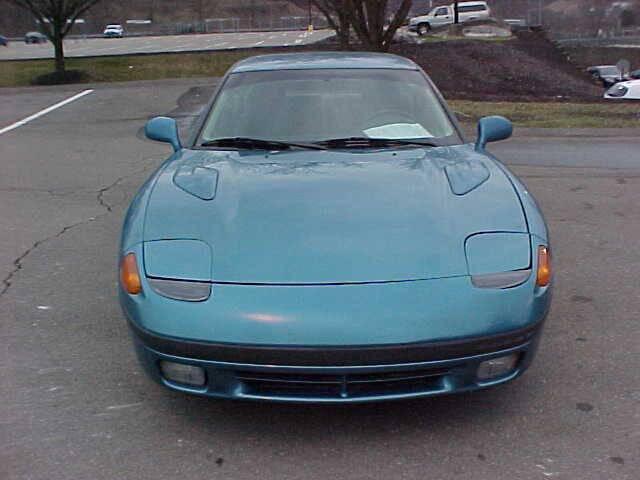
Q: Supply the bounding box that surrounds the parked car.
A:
[409,1,491,35]
[604,79,640,100]
[103,24,124,38]
[586,65,626,88]
[24,31,47,44]
[0,35,8,46]
[120,52,552,403]
[630,69,640,80]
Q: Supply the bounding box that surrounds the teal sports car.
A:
[120,52,552,402]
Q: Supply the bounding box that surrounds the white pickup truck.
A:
[408,1,491,36]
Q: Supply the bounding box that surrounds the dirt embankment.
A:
[390,31,602,101]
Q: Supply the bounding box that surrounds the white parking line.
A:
[0,89,94,135]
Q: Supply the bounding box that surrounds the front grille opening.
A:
[348,375,444,397]
[237,367,450,399]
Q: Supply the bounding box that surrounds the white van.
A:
[605,79,640,100]
[408,1,491,35]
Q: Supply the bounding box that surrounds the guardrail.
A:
[556,36,640,47]
[554,26,640,46]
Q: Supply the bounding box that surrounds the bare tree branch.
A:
[342,0,413,51]
[312,0,351,49]
[381,0,412,49]
[62,0,101,36]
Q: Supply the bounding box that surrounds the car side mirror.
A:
[475,116,512,151]
[145,116,181,152]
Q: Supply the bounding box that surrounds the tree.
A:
[620,9,636,28]
[312,0,352,49]
[8,0,102,74]
[345,0,413,52]
[586,0,612,37]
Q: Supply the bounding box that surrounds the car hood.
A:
[143,145,527,284]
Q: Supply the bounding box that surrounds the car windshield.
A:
[600,67,619,76]
[198,68,460,146]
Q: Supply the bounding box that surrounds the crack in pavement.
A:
[1,161,158,300]
[0,217,102,298]
[97,176,126,213]
[97,161,157,212]
[0,187,92,197]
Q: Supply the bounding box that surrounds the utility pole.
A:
[527,0,544,26]
[454,0,459,24]
[308,0,313,32]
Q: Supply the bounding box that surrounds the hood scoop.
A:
[444,161,490,195]
[429,147,491,196]
[173,164,219,200]
[172,151,228,200]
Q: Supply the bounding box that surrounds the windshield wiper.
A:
[314,137,439,149]
[201,137,327,151]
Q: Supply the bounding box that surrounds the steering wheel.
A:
[363,110,416,129]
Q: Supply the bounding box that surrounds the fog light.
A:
[476,353,519,380]
[159,361,206,387]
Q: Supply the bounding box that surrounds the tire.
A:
[417,23,431,36]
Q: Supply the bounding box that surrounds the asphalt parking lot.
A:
[0,30,333,61]
[1,79,639,480]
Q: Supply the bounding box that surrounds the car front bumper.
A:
[128,319,544,403]
[121,236,551,402]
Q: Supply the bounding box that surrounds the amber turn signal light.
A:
[536,246,551,287]
[120,253,142,294]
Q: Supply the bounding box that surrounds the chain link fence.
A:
[151,15,328,36]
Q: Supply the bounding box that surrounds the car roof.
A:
[230,52,419,73]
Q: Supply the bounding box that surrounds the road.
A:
[1,79,639,480]
[0,30,334,61]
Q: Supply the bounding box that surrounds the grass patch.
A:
[419,35,513,43]
[0,50,256,87]
[450,100,640,128]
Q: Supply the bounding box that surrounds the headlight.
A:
[148,278,211,301]
[607,84,628,97]
[471,269,531,289]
